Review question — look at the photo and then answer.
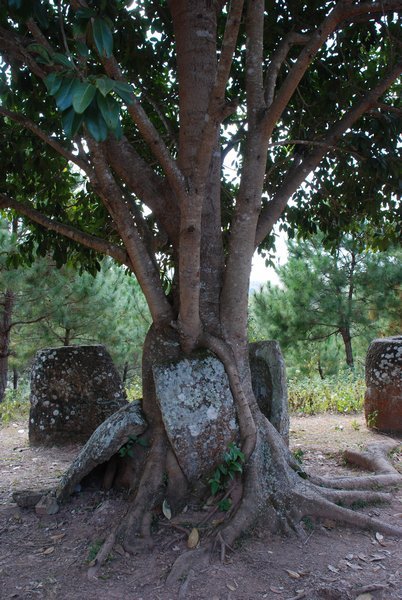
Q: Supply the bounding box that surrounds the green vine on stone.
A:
[119,434,148,458]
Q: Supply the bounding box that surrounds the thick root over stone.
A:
[166,421,401,587]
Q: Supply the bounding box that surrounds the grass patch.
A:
[0,382,30,424]
[288,371,364,415]
[125,375,142,401]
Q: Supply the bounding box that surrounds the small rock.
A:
[13,490,49,508]
[35,494,59,516]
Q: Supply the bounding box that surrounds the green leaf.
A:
[76,8,97,19]
[210,480,220,496]
[52,52,74,69]
[84,107,108,142]
[218,498,232,512]
[72,82,97,114]
[44,73,63,96]
[92,17,113,58]
[76,41,89,58]
[61,107,84,138]
[112,81,134,105]
[27,43,51,63]
[96,93,120,130]
[54,78,80,111]
[112,116,123,141]
[95,77,115,97]
[7,0,22,8]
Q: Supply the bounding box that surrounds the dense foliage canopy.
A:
[0,1,400,277]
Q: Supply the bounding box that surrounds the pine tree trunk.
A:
[12,367,18,390]
[339,326,354,368]
[0,289,14,403]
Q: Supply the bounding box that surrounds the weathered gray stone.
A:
[249,341,289,444]
[29,345,128,446]
[35,493,59,516]
[12,489,49,508]
[153,355,238,482]
[364,335,402,434]
[56,401,146,502]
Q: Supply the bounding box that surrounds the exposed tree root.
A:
[311,486,391,506]
[297,494,402,537]
[118,429,168,553]
[54,328,402,585]
[164,430,401,590]
[305,439,401,491]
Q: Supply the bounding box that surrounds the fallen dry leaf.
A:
[345,561,363,571]
[50,533,65,543]
[285,569,301,579]
[226,583,236,591]
[355,594,373,600]
[327,564,339,573]
[187,527,199,549]
[42,546,55,555]
[369,553,385,562]
[269,586,283,594]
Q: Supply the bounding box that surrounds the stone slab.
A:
[153,354,238,482]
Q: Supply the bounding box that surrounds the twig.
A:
[354,583,388,594]
[197,482,236,527]
[303,530,314,545]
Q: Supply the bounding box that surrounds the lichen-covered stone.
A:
[364,336,402,434]
[56,401,146,501]
[249,341,289,444]
[153,355,238,482]
[29,345,128,446]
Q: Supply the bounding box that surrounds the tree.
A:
[1,0,401,566]
[251,235,402,375]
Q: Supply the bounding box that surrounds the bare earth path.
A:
[0,413,401,600]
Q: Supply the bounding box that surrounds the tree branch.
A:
[195,0,244,183]
[105,137,179,248]
[26,18,54,54]
[0,193,130,267]
[7,314,49,334]
[0,107,91,175]
[245,0,265,120]
[264,33,310,107]
[261,0,402,141]
[255,62,402,246]
[267,139,365,161]
[0,24,46,80]
[100,55,185,200]
[87,141,174,325]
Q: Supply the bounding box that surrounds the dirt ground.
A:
[0,412,401,600]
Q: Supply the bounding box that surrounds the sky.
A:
[250,227,288,290]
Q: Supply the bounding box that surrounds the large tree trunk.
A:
[0,289,14,403]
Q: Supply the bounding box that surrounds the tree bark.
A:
[339,326,354,368]
[0,290,14,403]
